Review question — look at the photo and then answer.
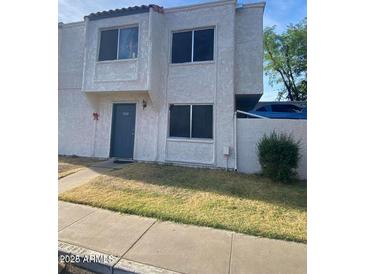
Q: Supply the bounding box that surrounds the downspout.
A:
[92,115,97,157]
[147,7,153,93]
[91,96,99,157]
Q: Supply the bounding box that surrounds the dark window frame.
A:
[98,29,119,61]
[171,31,192,64]
[169,105,191,138]
[171,27,215,64]
[168,104,214,139]
[98,25,139,62]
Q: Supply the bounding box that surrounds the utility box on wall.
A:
[223,146,230,156]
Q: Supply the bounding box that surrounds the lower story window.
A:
[169,104,213,139]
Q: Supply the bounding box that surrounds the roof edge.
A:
[240,2,266,10]
[164,0,236,13]
[85,4,163,21]
[58,21,85,28]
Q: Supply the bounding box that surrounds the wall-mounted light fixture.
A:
[142,100,147,109]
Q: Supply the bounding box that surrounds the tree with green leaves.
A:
[264,18,307,101]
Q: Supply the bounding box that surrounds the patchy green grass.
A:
[59,163,307,242]
[58,155,103,179]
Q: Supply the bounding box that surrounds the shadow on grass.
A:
[58,155,105,167]
[84,162,307,211]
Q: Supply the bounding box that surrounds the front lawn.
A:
[59,163,306,242]
[58,155,103,179]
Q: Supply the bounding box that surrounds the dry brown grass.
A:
[59,163,307,242]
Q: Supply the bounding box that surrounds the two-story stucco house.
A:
[58,0,265,170]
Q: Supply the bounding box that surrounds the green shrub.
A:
[257,131,300,183]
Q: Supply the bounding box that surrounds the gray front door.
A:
[110,104,136,159]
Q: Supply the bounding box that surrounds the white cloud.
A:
[264,14,284,31]
[262,0,306,32]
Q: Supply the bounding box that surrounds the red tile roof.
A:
[85,4,164,21]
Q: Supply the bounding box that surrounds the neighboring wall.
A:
[235,3,264,95]
[237,119,307,179]
[58,22,96,157]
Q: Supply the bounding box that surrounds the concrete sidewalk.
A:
[58,201,307,274]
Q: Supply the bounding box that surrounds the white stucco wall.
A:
[237,119,307,180]
[58,22,85,90]
[82,13,150,92]
[148,9,166,110]
[159,1,236,168]
[235,3,264,95]
[93,92,158,160]
[58,20,161,161]
[58,89,96,156]
[58,22,97,157]
[59,1,266,171]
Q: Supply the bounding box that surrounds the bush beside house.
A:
[257,131,300,183]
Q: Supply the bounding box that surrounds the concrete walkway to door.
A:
[58,159,127,194]
[58,200,307,274]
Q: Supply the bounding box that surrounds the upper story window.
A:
[171,28,214,64]
[98,26,138,61]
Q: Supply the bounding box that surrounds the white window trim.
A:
[171,27,215,64]
[168,103,214,140]
[97,25,139,62]
[116,28,120,60]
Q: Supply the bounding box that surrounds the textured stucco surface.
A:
[82,13,150,92]
[93,92,158,160]
[59,1,266,169]
[58,89,95,157]
[58,22,96,157]
[237,119,307,179]
[166,139,215,165]
[148,9,166,110]
[235,5,264,94]
[162,2,237,168]
[58,22,85,90]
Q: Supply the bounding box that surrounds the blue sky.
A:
[59,0,306,100]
